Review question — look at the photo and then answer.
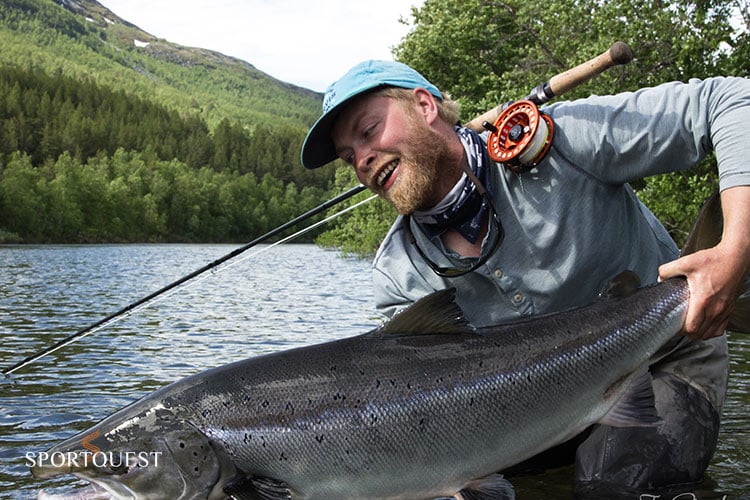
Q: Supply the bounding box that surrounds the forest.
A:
[0,64,332,243]
[1,0,749,253]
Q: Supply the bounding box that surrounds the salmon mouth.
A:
[37,482,115,500]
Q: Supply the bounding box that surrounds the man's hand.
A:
[659,186,750,340]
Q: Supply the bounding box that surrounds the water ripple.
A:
[1,244,748,499]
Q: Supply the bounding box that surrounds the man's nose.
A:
[354,147,377,174]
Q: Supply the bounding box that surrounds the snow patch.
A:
[134,40,150,48]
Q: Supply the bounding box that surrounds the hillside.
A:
[0,0,355,245]
[0,0,323,130]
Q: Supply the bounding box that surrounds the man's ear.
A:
[412,87,440,125]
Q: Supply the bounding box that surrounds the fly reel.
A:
[483,100,554,173]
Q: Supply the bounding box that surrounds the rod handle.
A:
[547,41,633,97]
[465,41,633,132]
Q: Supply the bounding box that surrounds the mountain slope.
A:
[0,0,323,131]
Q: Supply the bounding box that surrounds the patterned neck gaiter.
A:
[412,126,495,244]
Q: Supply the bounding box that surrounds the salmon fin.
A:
[224,475,291,500]
[679,191,750,333]
[598,271,641,300]
[377,289,475,336]
[680,190,722,256]
[453,473,516,500]
[729,279,750,333]
[600,372,661,428]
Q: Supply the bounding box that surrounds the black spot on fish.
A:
[202,409,211,417]
[179,442,186,448]
[469,397,475,406]
[375,379,381,388]
[316,435,324,444]
[243,433,251,444]
[285,402,295,414]
[280,452,288,461]
[262,400,269,408]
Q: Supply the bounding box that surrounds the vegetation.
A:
[320,0,750,252]
[0,0,322,128]
[0,149,328,243]
[1,0,748,253]
[0,0,339,244]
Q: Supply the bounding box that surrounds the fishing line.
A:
[3,191,376,376]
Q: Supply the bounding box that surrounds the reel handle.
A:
[465,41,633,133]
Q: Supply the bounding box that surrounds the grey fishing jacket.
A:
[370,77,750,410]
[372,76,750,324]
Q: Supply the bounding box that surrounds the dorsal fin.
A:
[598,271,641,300]
[376,289,475,336]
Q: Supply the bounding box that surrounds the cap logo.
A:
[322,89,337,114]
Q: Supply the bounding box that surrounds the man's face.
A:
[331,91,453,214]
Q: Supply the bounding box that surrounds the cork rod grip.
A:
[464,41,633,133]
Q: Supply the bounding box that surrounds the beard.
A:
[382,111,455,215]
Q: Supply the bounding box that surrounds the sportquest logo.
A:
[26,430,162,469]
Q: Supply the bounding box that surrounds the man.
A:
[300,60,750,492]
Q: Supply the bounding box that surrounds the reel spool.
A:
[483,100,554,173]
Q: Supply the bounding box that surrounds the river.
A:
[0,244,747,499]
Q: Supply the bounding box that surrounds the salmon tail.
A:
[680,191,750,333]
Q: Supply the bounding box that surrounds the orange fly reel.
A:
[484,99,554,172]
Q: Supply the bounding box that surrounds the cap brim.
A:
[301,83,388,170]
[300,105,343,170]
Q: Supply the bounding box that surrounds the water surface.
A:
[0,244,747,499]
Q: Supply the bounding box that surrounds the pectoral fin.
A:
[451,473,516,500]
[224,475,292,500]
[601,372,661,428]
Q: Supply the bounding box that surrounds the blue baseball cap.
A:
[300,60,443,169]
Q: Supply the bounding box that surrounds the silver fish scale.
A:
[158,278,689,499]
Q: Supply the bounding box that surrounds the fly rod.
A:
[3,184,367,376]
[464,41,633,132]
[3,41,633,376]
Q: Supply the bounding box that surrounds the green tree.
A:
[319,0,748,254]
[0,152,47,240]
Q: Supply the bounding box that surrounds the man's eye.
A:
[363,124,377,138]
